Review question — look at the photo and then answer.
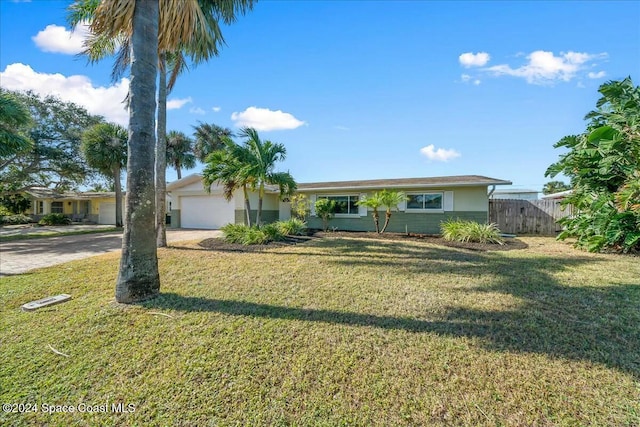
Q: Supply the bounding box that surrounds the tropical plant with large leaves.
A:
[202,139,254,226]
[378,189,408,233]
[546,77,640,253]
[357,192,384,233]
[166,130,196,179]
[193,122,234,162]
[236,127,297,226]
[81,122,127,227]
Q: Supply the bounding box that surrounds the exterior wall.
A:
[307,211,487,234]
[233,191,280,210]
[234,209,279,225]
[301,185,490,234]
[170,209,181,228]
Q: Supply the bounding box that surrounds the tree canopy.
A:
[0,90,102,192]
[542,180,571,195]
[546,77,640,253]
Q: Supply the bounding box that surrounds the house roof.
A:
[296,175,511,192]
[24,187,117,199]
[167,173,279,192]
[541,189,573,199]
[492,188,539,194]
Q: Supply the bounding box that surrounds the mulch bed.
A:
[198,231,528,252]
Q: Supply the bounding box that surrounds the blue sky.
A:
[1,1,639,191]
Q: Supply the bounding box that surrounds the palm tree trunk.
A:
[243,184,252,226]
[256,184,264,226]
[372,209,380,233]
[116,0,160,303]
[380,211,392,233]
[156,52,168,248]
[113,165,123,227]
[175,161,182,179]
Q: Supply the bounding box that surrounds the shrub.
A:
[221,223,284,245]
[441,219,504,245]
[1,214,33,225]
[314,198,336,231]
[38,213,71,226]
[290,194,310,221]
[276,218,307,236]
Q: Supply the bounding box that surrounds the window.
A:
[51,201,64,214]
[37,201,44,214]
[406,193,443,210]
[318,195,359,215]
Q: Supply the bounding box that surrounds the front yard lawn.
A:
[1,236,638,426]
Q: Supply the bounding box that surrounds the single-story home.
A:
[167,174,512,234]
[21,187,121,224]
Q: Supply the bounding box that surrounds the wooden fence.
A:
[489,199,572,235]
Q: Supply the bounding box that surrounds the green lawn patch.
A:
[0,227,120,242]
[1,236,638,426]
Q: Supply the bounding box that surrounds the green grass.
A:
[1,236,639,426]
[0,227,120,242]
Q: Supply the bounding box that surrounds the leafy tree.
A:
[0,90,102,191]
[236,127,297,225]
[0,90,33,157]
[314,198,336,232]
[0,194,31,214]
[546,77,640,253]
[166,130,196,179]
[290,193,310,221]
[542,180,571,195]
[357,192,384,233]
[193,122,234,162]
[379,190,408,233]
[202,139,254,227]
[81,122,127,227]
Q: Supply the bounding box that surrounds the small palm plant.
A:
[379,190,408,233]
[357,192,384,233]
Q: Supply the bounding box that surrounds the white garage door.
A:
[180,195,235,229]
[98,202,116,224]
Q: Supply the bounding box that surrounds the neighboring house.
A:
[23,187,122,224]
[541,189,573,200]
[489,188,539,200]
[167,174,512,234]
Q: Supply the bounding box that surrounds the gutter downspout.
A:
[487,185,496,199]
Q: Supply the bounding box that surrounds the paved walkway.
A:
[0,228,221,276]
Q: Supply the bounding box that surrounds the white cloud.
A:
[474,79,481,85]
[166,97,192,110]
[486,50,608,84]
[0,63,129,125]
[588,71,606,79]
[420,145,461,162]
[231,106,305,131]
[459,52,490,68]
[32,23,90,55]
[461,74,471,82]
[212,106,221,112]
[189,107,206,115]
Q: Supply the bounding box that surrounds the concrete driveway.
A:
[0,228,221,276]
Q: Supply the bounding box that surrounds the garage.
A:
[180,195,235,229]
[98,202,116,225]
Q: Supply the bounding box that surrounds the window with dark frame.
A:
[406,193,443,210]
[51,201,64,214]
[317,195,359,215]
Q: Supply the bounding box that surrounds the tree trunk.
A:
[113,165,123,227]
[256,184,264,226]
[155,53,168,248]
[175,162,182,179]
[372,209,380,233]
[380,211,391,233]
[243,184,251,227]
[116,0,160,303]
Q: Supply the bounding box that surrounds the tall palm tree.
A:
[202,140,253,226]
[81,122,127,227]
[193,122,234,162]
[379,190,408,233]
[74,0,254,302]
[166,130,196,179]
[0,90,32,157]
[357,192,384,233]
[237,127,297,225]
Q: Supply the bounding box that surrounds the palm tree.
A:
[379,190,408,233]
[166,130,196,179]
[202,140,253,226]
[193,122,234,162]
[542,180,571,195]
[0,90,32,157]
[237,127,297,225]
[357,192,384,233]
[81,122,127,227]
[74,0,255,302]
